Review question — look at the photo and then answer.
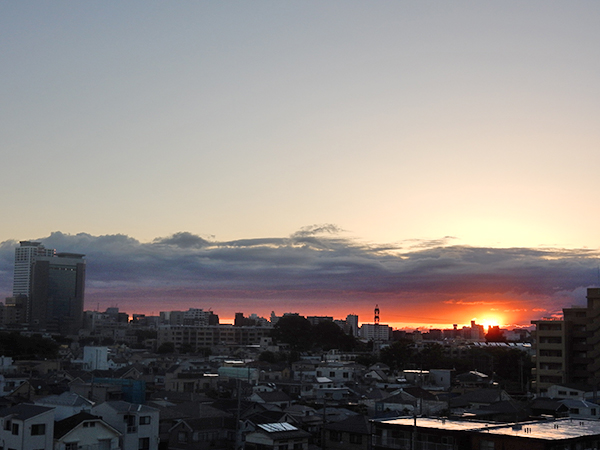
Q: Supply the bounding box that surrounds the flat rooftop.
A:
[375,417,600,441]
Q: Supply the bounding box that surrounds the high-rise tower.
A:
[11,241,85,335]
[29,252,86,335]
[12,241,55,297]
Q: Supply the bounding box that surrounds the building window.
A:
[83,422,96,428]
[3,420,10,431]
[480,440,495,450]
[31,424,46,435]
[178,431,188,443]
[349,433,362,444]
[329,431,342,442]
[140,416,151,425]
[139,437,150,449]
[11,423,19,435]
[65,444,78,450]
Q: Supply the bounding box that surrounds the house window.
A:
[31,424,46,435]
[480,440,494,450]
[349,433,362,444]
[83,422,96,428]
[140,416,151,425]
[329,431,342,442]
[178,431,188,443]
[11,423,19,435]
[329,372,335,377]
[3,420,10,431]
[139,437,150,449]
[65,444,78,450]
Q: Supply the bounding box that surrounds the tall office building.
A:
[29,252,86,335]
[11,241,85,335]
[12,241,55,297]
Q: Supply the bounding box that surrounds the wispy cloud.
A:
[0,227,598,324]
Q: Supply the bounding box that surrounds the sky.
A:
[1,2,599,328]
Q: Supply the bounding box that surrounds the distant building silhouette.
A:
[9,241,86,335]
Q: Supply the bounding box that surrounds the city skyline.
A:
[1,3,599,327]
[1,230,597,329]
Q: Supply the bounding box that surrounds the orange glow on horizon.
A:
[87,290,549,331]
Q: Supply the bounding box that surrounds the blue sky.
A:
[1,2,599,326]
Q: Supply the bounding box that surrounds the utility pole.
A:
[321,397,327,450]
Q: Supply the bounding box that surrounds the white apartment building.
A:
[12,241,55,297]
[359,323,391,341]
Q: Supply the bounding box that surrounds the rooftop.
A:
[375,417,600,441]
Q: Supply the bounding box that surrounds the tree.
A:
[157,342,175,354]
[380,339,415,371]
[271,315,313,351]
[313,321,357,351]
[0,332,59,360]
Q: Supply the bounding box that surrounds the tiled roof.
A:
[0,403,53,420]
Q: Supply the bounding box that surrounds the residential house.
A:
[54,411,121,450]
[245,423,310,450]
[0,404,54,450]
[324,415,370,450]
[560,399,600,420]
[248,391,292,409]
[92,400,159,450]
[167,415,236,450]
[546,383,596,401]
[375,387,446,416]
[35,392,94,420]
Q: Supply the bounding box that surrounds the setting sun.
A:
[476,317,504,330]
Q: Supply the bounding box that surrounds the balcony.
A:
[372,435,454,450]
[537,343,564,350]
[373,435,409,449]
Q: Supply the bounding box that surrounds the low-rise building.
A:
[245,423,311,450]
[92,400,159,450]
[0,404,54,450]
[54,411,121,450]
[372,416,600,450]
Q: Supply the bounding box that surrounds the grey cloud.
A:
[153,232,211,249]
[0,230,598,307]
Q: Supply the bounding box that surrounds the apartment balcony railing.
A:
[372,435,456,450]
